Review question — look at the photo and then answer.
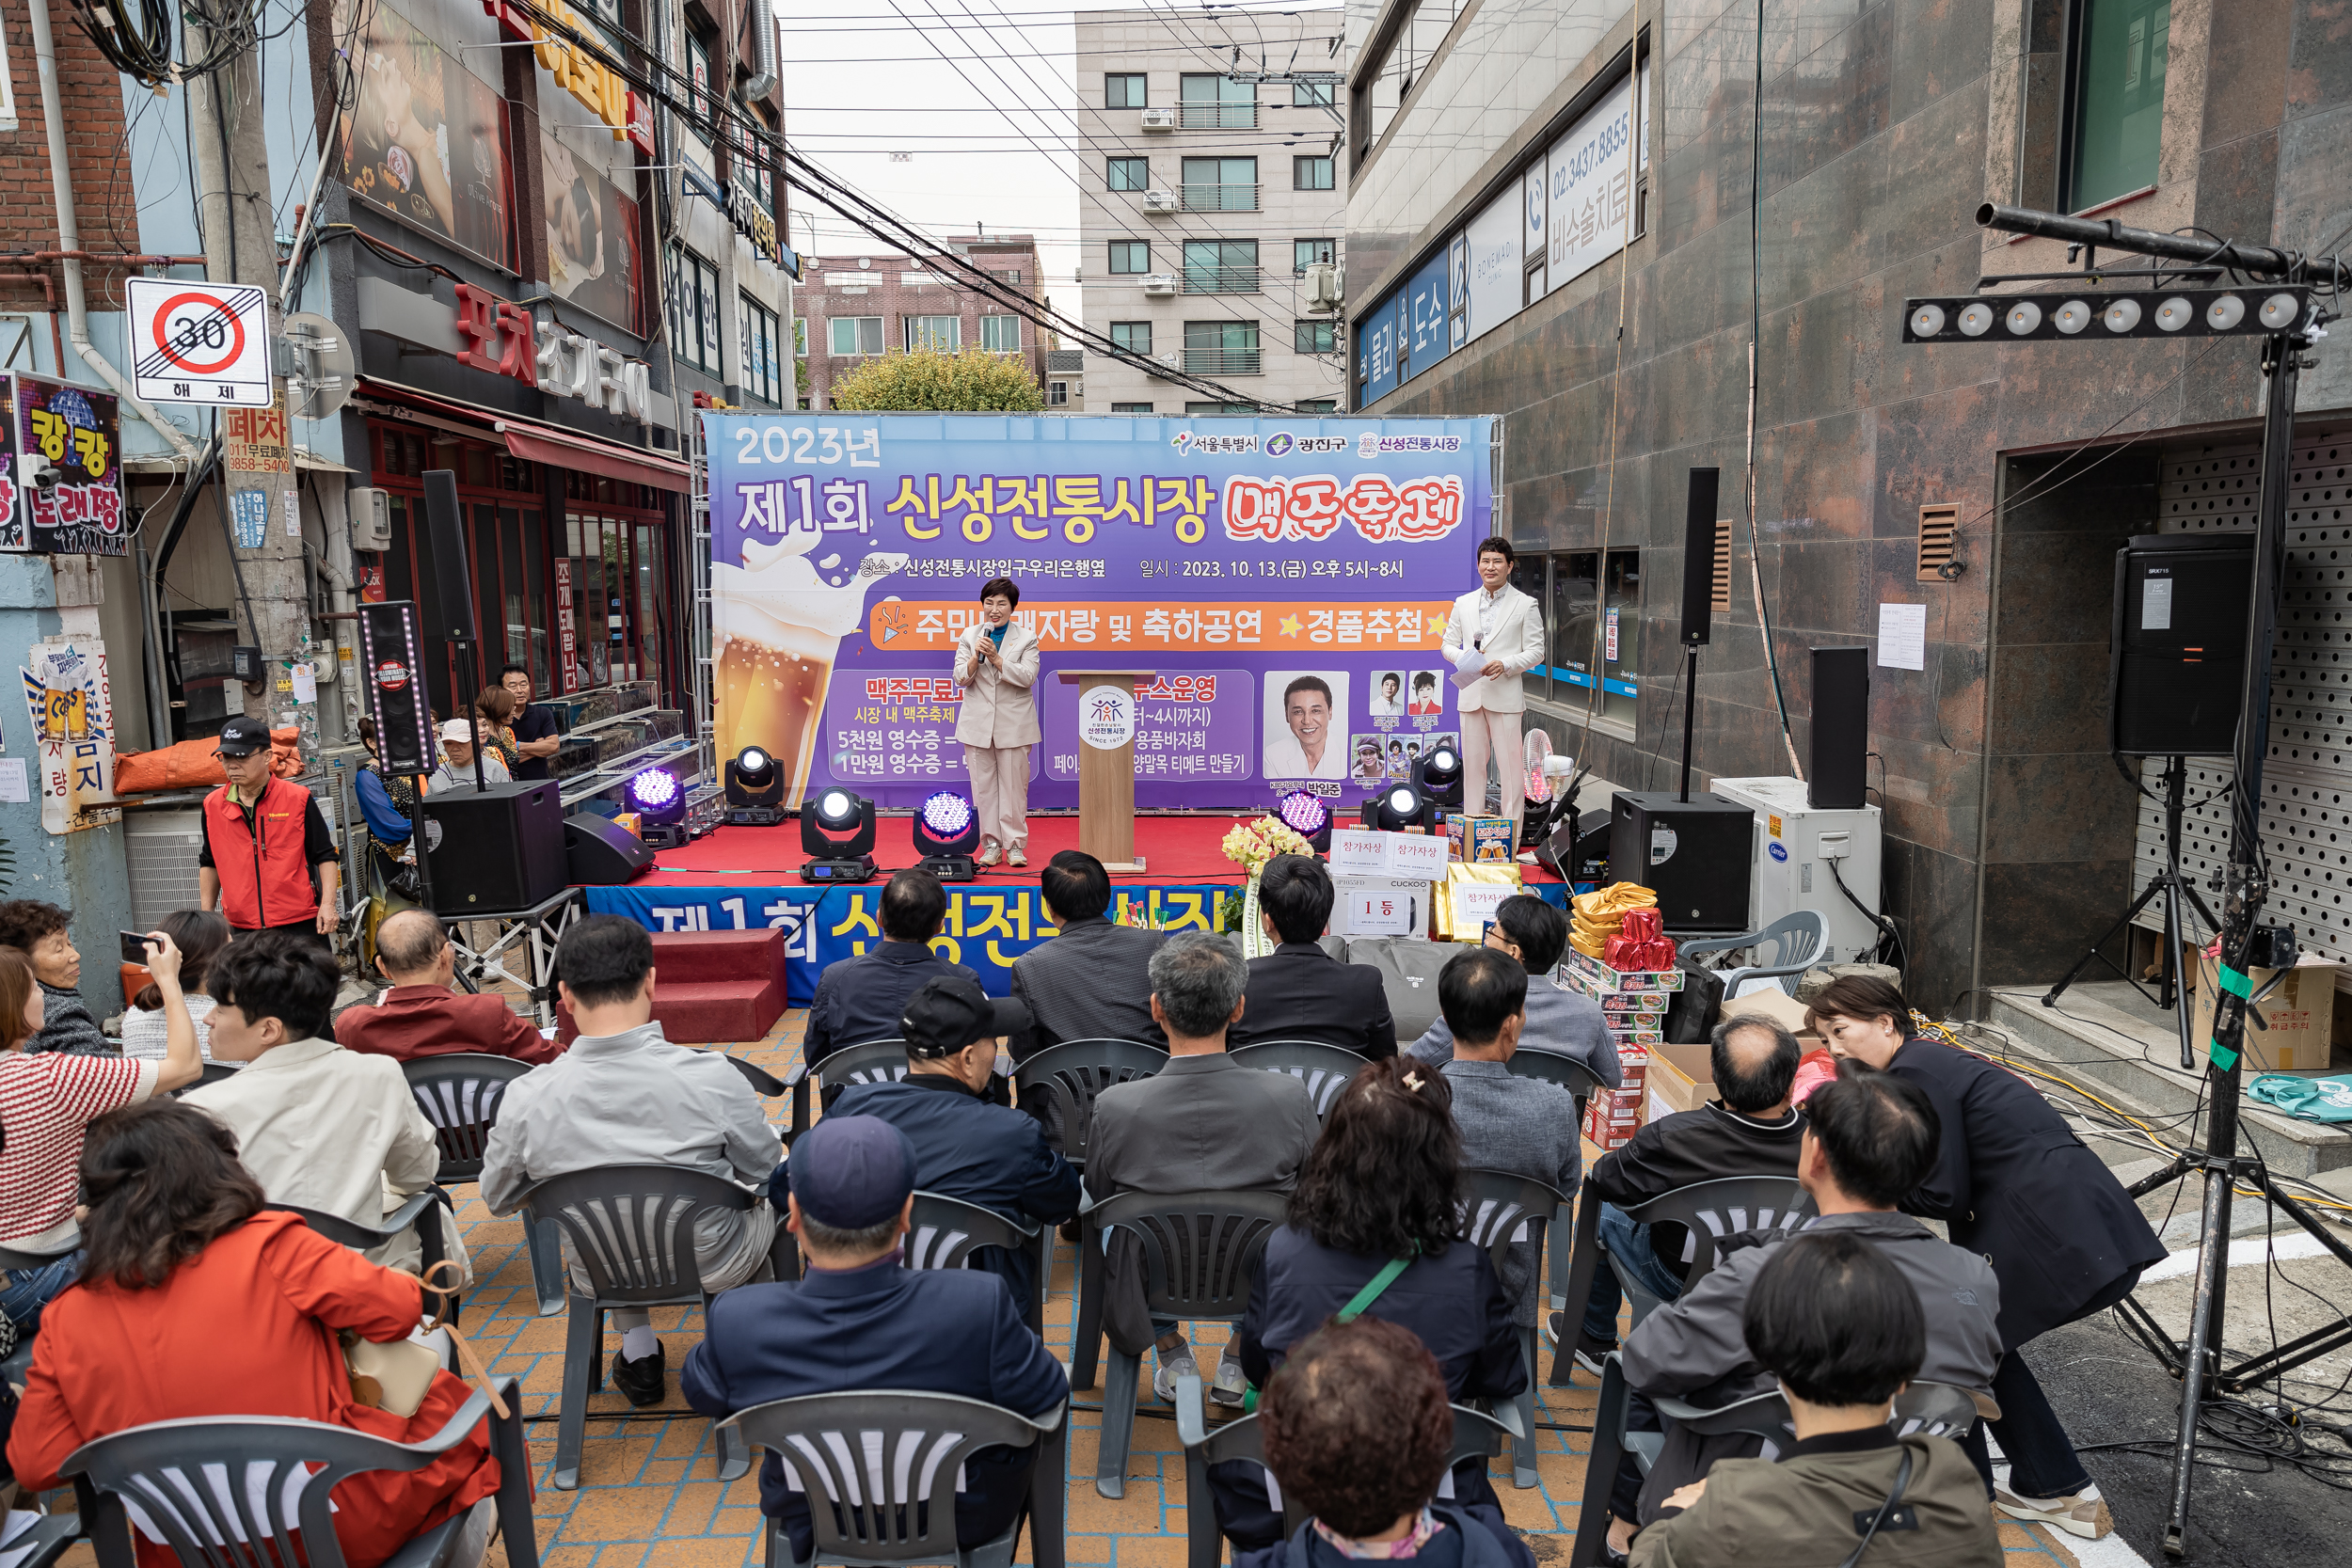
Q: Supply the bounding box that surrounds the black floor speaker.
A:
[566,812,658,884]
[1612,792,1754,933]
[2112,532,2253,757]
[423,780,566,913]
[1810,646,1869,810]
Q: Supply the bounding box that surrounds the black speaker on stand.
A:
[420,469,491,793]
[1809,647,1869,809]
[1675,467,1720,801]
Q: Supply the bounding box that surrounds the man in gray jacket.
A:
[481,915,783,1407]
[1620,1066,2001,1525]
[1409,895,1617,1090]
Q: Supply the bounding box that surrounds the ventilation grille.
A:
[1712,518,1733,611]
[1916,504,1959,581]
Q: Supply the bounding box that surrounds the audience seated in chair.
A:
[1628,1231,2002,1568]
[816,974,1080,1306]
[0,901,107,1057]
[1227,856,1396,1058]
[119,911,230,1065]
[184,933,462,1281]
[1088,930,1319,1406]
[1009,850,1168,1059]
[1432,946,1582,1329]
[481,915,781,1406]
[683,1114,1068,1565]
[1409,897,1614,1085]
[1220,1055,1525,1556]
[6,1100,503,1568]
[1567,1016,1807,1364]
[338,910,563,1066]
[1234,1315,1535,1568]
[1620,1066,2001,1528]
[804,869,980,1071]
[1,938,201,1338]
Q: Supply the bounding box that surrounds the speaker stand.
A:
[2040,754,2217,1067]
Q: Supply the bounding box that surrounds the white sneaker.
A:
[1152,1350,1200,1403]
[1209,1354,1248,1406]
[1994,1484,2113,1540]
[977,843,1003,867]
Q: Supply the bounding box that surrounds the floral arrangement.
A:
[1222,815,1314,877]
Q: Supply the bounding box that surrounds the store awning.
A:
[356,377,692,495]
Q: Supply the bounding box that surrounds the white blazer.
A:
[952,618,1043,748]
[1440,582,1546,714]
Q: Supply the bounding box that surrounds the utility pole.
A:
[185,14,306,727]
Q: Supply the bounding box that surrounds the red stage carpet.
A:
[638,813,1562,887]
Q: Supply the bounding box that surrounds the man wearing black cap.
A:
[683,1115,1069,1563]
[199,715,341,945]
[823,976,1080,1307]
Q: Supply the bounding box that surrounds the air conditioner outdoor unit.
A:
[1141,274,1179,296]
[1305,261,1344,314]
[1139,108,1175,131]
[1142,189,1178,214]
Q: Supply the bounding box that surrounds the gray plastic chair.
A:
[721,1389,1068,1568]
[402,1053,566,1318]
[787,1038,911,1136]
[1460,1168,1568,1489]
[60,1374,538,1568]
[1507,1046,1605,1119]
[518,1163,767,1490]
[903,1190,1044,1336]
[1010,1039,1168,1327]
[1677,910,1828,998]
[1081,1189,1288,1497]
[1174,1394,1515,1568]
[723,1053,790,1098]
[165,1061,240,1098]
[278,1192,454,1321]
[1226,1041,1369,1123]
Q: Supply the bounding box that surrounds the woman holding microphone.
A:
[953,577,1041,867]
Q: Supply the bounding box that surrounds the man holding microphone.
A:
[1442,537,1547,851]
[953,577,1041,867]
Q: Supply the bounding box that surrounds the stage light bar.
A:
[1901,287,2310,344]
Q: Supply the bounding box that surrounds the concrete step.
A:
[1983,984,2352,1180]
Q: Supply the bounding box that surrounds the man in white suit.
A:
[953,577,1042,865]
[1441,536,1547,847]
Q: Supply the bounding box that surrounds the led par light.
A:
[912,790,981,880]
[1901,287,2310,344]
[724,746,787,826]
[1276,790,1333,853]
[799,787,878,882]
[1413,742,1464,810]
[1370,783,1431,832]
[627,766,691,848]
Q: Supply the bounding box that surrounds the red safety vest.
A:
[203,777,319,929]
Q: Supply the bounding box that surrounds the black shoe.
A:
[1573,1331,1616,1379]
[1057,1220,1082,1243]
[612,1340,666,1406]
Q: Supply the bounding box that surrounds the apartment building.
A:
[796,233,1048,409]
[1073,8,1349,415]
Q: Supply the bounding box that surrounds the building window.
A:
[1107,156,1151,192]
[740,294,783,404]
[1294,155,1335,190]
[1183,239,1259,293]
[980,314,1021,352]
[685,31,714,135]
[2067,0,2169,211]
[1109,321,1153,355]
[1295,237,1336,274]
[1183,320,1260,375]
[1295,398,1338,413]
[1546,547,1641,728]
[1106,72,1148,108]
[829,315,883,356]
[907,315,961,352]
[1181,156,1257,212]
[667,245,721,374]
[793,318,807,356]
[1048,380,1070,405]
[1181,73,1256,129]
[1108,240,1151,274]
[1185,400,1257,414]
[1294,80,1334,108]
[1112,403,1152,413]
[1294,319,1337,354]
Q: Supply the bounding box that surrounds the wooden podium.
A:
[1057,669,1155,871]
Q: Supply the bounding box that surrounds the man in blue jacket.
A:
[683,1116,1070,1562]
[819,975,1081,1307]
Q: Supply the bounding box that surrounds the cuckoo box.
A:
[2189,952,2336,1072]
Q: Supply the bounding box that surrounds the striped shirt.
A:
[0,1052,158,1245]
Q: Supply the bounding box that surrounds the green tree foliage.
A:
[826,347,1046,412]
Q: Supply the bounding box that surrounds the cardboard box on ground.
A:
[2188,951,2338,1072]
[1643,990,1821,1123]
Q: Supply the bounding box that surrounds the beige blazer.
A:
[1441,582,1546,713]
[952,618,1043,748]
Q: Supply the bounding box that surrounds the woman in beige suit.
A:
[953,576,1042,865]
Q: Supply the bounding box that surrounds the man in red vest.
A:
[199,715,342,946]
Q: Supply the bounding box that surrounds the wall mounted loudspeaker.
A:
[418,469,481,644]
[1809,647,1869,810]
[566,813,659,884]
[1679,467,1722,646]
[2111,532,2252,758]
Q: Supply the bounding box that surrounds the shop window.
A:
[668,245,722,374]
[741,293,784,404]
[1546,547,1640,729]
[2066,0,2169,211]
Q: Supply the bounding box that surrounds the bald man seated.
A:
[337,909,564,1065]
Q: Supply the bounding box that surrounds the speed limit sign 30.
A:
[125,278,274,407]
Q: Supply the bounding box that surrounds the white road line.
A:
[2138,1230,2334,1283]
[1992,1465,2156,1568]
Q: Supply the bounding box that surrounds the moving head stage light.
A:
[913,791,981,881]
[1412,742,1463,810]
[799,787,877,882]
[1369,782,1431,832]
[725,747,787,826]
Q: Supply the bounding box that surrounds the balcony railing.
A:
[1183,265,1262,294]
[1181,182,1259,213]
[1180,103,1257,130]
[1182,348,1263,375]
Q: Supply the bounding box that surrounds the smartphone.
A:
[119,930,153,965]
